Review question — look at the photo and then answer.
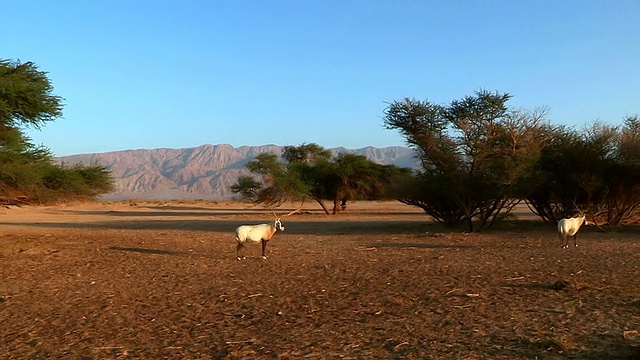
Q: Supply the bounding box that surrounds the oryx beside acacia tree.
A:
[558,213,588,249]
[234,206,303,260]
[235,217,284,260]
[557,202,590,249]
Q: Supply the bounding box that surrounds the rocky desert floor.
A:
[1,201,639,359]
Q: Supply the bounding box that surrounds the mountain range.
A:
[57,144,418,200]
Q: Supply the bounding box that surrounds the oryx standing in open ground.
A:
[234,204,304,260]
[235,217,285,260]
[558,213,588,249]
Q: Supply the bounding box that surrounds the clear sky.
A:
[4,0,639,156]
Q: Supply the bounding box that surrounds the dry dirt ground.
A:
[1,201,639,359]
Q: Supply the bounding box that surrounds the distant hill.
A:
[57,144,418,200]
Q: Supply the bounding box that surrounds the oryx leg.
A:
[261,239,268,260]
[237,243,246,260]
[559,233,562,248]
[573,234,578,247]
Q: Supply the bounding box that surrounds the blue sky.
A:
[4,0,639,156]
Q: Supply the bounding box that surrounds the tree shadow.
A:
[366,242,474,249]
[502,279,592,291]
[480,335,640,359]
[109,246,186,256]
[503,282,558,291]
[0,219,437,235]
[58,209,270,217]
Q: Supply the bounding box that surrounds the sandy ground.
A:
[1,201,639,359]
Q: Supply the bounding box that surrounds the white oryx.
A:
[235,218,285,260]
[558,214,588,249]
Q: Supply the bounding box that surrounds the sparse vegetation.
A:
[526,116,640,226]
[0,59,114,203]
[231,143,412,214]
[383,90,549,231]
[1,201,639,358]
[384,90,640,230]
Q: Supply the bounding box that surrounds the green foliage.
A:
[604,116,640,224]
[386,88,640,229]
[230,176,262,199]
[239,152,315,207]
[390,171,465,226]
[0,59,114,203]
[0,59,63,129]
[384,90,549,231]
[282,143,332,164]
[230,143,411,215]
[39,162,114,200]
[528,118,640,226]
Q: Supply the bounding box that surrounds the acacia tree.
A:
[526,124,611,222]
[527,117,640,226]
[384,90,549,231]
[0,60,63,129]
[231,143,411,214]
[0,59,113,202]
[230,144,333,213]
[604,115,640,225]
[321,153,413,214]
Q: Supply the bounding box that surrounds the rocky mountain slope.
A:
[58,144,418,200]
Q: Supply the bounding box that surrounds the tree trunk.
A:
[466,216,474,232]
[313,197,331,215]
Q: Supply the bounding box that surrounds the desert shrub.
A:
[527,118,640,226]
[383,91,549,231]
